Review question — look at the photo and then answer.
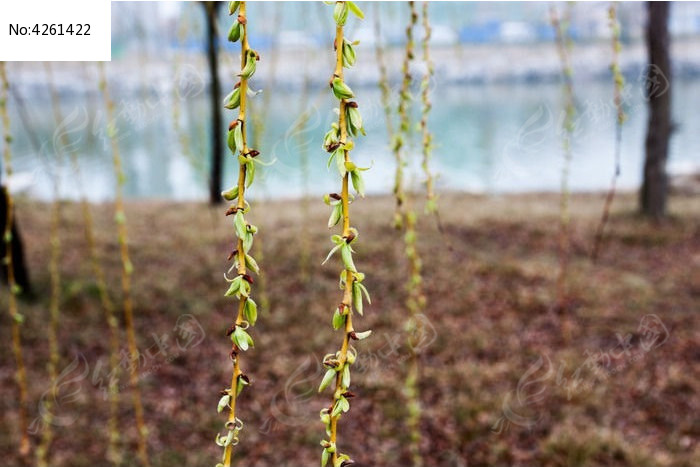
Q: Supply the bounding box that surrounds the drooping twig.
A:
[551,5,576,311]
[318,3,372,466]
[36,62,66,467]
[216,2,264,465]
[98,62,150,467]
[0,60,31,460]
[591,4,626,262]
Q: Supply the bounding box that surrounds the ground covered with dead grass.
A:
[1,192,698,466]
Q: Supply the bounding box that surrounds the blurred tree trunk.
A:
[640,2,672,220]
[204,1,223,205]
[1,186,31,293]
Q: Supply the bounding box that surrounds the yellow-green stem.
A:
[0,61,31,460]
[222,3,260,465]
[65,63,123,464]
[36,62,65,467]
[329,16,356,466]
[592,4,626,262]
[374,4,395,141]
[98,62,150,467]
[420,2,438,217]
[551,6,575,311]
[393,3,425,464]
[393,2,418,228]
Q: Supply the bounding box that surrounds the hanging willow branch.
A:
[392,1,417,230]
[373,3,395,142]
[98,62,150,467]
[551,5,576,311]
[391,3,426,464]
[296,72,313,282]
[216,2,264,465]
[591,4,626,262]
[36,62,66,467]
[65,63,124,464]
[318,3,371,467]
[0,61,31,459]
[419,2,438,219]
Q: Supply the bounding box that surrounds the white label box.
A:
[0,0,110,61]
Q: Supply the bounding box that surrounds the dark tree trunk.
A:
[204,1,223,205]
[640,2,672,220]
[1,186,31,294]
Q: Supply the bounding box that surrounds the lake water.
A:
[7,76,700,201]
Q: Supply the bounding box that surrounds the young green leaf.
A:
[225,276,242,297]
[328,203,342,228]
[243,231,254,253]
[234,123,244,153]
[217,394,231,413]
[224,88,241,109]
[240,51,257,79]
[333,1,349,26]
[340,243,357,272]
[331,77,354,100]
[233,327,253,351]
[244,298,258,326]
[227,127,238,153]
[319,368,336,393]
[234,211,246,239]
[352,282,363,316]
[342,40,356,67]
[228,21,242,43]
[228,1,240,15]
[347,106,362,132]
[339,395,350,412]
[341,364,351,388]
[350,170,364,197]
[221,186,239,201]
[347,1,364,20]
[244,254,259,274]
[245,159,255,187]
[332,308,345,329]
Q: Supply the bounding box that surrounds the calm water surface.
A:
[9,78,700,201]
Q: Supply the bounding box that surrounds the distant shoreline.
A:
[7,36,700,96]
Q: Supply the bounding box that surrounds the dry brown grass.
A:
[1,192,698,466]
